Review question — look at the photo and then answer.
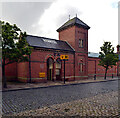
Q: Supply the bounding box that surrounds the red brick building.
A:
[5,17,120,82]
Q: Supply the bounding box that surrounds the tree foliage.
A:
[1,21,32,64]
[1,20,32,88]
[99,42,119,79]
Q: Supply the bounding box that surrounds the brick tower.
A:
[57,17,90,79]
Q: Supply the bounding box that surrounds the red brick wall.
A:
[59,26,76,49]
[74,53,88,80]
[5,62,17,81]
[5,24,119,83]
[59,25,89,80]
[17,49,75,82]
[74,27,88,79]
[75,27,88,52]
[117,45,120,76]
[17,62,29,82]
[61,53,74,81]
[59,26,88,53]
[88,57,117,77]
[17,50,50,82]
[117,61,120,76]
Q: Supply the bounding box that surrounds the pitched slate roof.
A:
[88,52,99,58]
[57,17,90,32]
[26,35,75,52]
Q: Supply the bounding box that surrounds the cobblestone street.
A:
[2,80,119,117]
[15,91,118,117]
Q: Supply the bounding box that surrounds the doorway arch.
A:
[47,57,54,80]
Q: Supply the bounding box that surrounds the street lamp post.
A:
[94,60,96,80]
[60,55,69,84]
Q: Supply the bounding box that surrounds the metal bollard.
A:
[112,74,113,78]
[94,74,96,80]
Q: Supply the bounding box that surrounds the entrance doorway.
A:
[47,57,54,80]
[56,58,62,80]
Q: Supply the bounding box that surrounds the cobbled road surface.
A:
[2,80,118,115]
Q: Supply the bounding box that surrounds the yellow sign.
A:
[60,55,69,60]
[39,72,45,78]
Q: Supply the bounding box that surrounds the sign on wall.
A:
[119,54,120,60]
[39,72,45,78]
[40,64,44,69]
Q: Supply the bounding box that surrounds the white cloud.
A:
[30,0,118,52]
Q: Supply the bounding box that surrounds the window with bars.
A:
[79,39,83,48]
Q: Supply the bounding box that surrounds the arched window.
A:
[79,39,83,48]
[56,58,61,69]
[79,60,84,72]
[47,57,54,80]
[56,58,62,80]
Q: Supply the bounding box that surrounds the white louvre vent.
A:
[43,39,57,44]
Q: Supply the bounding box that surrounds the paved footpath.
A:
[2,79,119,117]
[2,77,119,91]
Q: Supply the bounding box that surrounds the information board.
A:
[39,72,45,78]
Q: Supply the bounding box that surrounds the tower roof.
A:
[57,17,90,32]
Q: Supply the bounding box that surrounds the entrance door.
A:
[56,58,62,80]
[47,58,54,80]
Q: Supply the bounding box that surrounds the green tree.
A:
[1,21,32,88]
[99,42,119,79]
